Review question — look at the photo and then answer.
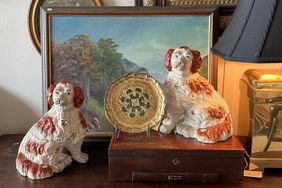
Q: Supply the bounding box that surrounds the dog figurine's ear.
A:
[73,86,84,108]
[164,49,174,71]
[191,50,203,73]
[47,84,55,106]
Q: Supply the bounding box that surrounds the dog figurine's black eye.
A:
[55,90,59,95]
[67,91,71,95]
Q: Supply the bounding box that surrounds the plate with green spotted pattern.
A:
[104,73,166,133]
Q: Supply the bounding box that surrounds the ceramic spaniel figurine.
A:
[159,46,233,143]
[16,82,88,179]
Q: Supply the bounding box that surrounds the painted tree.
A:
[52,34,97,85]
[90,38,124,95]
[52,36,128,131]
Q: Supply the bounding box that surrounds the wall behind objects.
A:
[0,0,41,134]
[0,0,133,134]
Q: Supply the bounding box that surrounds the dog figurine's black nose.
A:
[56,98,62,105]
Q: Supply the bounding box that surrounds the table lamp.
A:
[212,0,282,170]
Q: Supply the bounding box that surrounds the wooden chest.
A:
[108,131,245,183]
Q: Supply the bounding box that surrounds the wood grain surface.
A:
[0,134,281,187]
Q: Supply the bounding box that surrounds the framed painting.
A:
[41,7,218,138]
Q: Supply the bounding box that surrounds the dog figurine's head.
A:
[47,82,84,109]
[164,46,202,77]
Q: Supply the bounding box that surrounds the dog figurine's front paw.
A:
[52,155,72,173]
[159,124,173,134]
[159,116,176,134]
[160,123,175,135]
[72,152,89,163]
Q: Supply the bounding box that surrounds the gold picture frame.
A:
[165,0,238,6]
[28,0,102,53]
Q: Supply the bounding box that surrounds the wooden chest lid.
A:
[108,131,245,158]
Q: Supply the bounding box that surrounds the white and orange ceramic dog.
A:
[159,46,233,143]
[16,82,88,179]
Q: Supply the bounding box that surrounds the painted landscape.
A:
[50,16,210,132]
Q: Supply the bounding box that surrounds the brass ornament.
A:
[166,0,238,7]
[143,0,157,6]
[105,73,166,133]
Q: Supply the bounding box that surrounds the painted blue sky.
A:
[51,16,210,82]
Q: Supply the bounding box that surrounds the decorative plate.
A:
[105,73,165,133]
